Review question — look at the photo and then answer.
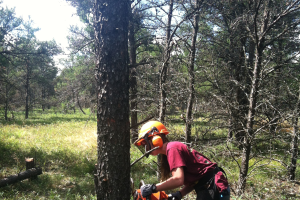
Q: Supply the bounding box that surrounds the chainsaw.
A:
[130,147,170,200]
[131,179,169,200]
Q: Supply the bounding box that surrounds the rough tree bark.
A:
[93,0,130,199]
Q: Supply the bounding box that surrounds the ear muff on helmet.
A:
[134,121,169,146]
[152,135,163,148]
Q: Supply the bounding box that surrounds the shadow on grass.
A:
[0,115,97,127]
[0,139,96,198]
[0,173,96,199]
[0,139,96,175]
[251,138,289,158]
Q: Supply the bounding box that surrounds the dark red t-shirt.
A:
[166,141,217,186]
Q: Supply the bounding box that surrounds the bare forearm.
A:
[156,177,183,191]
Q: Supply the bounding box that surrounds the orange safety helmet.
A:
[134,121,169,147]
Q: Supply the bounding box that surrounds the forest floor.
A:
[0,110,299,199]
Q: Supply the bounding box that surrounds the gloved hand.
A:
[168,191,182,200]
[140,184,156,197]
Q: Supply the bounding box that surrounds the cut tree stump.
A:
[25,158,37,180]
[26,158,35,169]
[0,167,42,187]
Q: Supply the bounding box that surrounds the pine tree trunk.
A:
[231,38,249,145]
[237,46,263,195]
[185,1,199,143]
[77,93,86,114]
[4,82,8,121]
[93,0,130,199]
[159,0,173,123]
[72,88,76,114]
[42,87,45,112]
[25,63,30,119]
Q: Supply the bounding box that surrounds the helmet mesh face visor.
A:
[136,144,145,154]
[136,136,151,155]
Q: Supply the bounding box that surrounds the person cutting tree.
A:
[134,121,230,200]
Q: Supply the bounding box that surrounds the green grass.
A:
[0,110,299,199]
[0,110,97,199]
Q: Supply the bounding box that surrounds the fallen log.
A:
[0,167,42,188]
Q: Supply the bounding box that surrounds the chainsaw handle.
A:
[139,180,150,200]
[139,180,145,188]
